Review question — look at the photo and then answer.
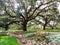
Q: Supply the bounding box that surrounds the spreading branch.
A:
[28,3,53,21]
[28,0,54,18]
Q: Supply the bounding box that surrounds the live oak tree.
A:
[16,0,55,31]
[0,0,55,31]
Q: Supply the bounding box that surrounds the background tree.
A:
[0,0,20,30]
[27,2,59,30]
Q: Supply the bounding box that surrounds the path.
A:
[7,32,60,45]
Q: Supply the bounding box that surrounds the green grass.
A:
[0,36,19,45]
[27,27,60,32]
[44,28,60,32]
[27,28,60,32]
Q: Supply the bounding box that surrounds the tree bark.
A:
[43,17,48,30]
[22,21,27,31]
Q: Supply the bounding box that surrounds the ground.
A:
[0,23,60,45]
[0,30,60,45]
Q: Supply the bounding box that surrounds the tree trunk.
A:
[5,25,8,31]
[49,25,54,29]
[43,17,47,30]
[22,21,27,31]
[51,26,54,29]
[43,24,47,30]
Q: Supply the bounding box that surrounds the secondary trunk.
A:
[43,24,47,30]
[43,17,48,30]
[22,21,27,31]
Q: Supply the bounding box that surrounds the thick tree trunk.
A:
[22,21,27,31]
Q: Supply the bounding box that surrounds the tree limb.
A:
[28,3,53,21]
[28,0,54,18]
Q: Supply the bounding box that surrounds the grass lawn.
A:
[42,28,60,32]
[0,36,19,45]
[27,28,60,32]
